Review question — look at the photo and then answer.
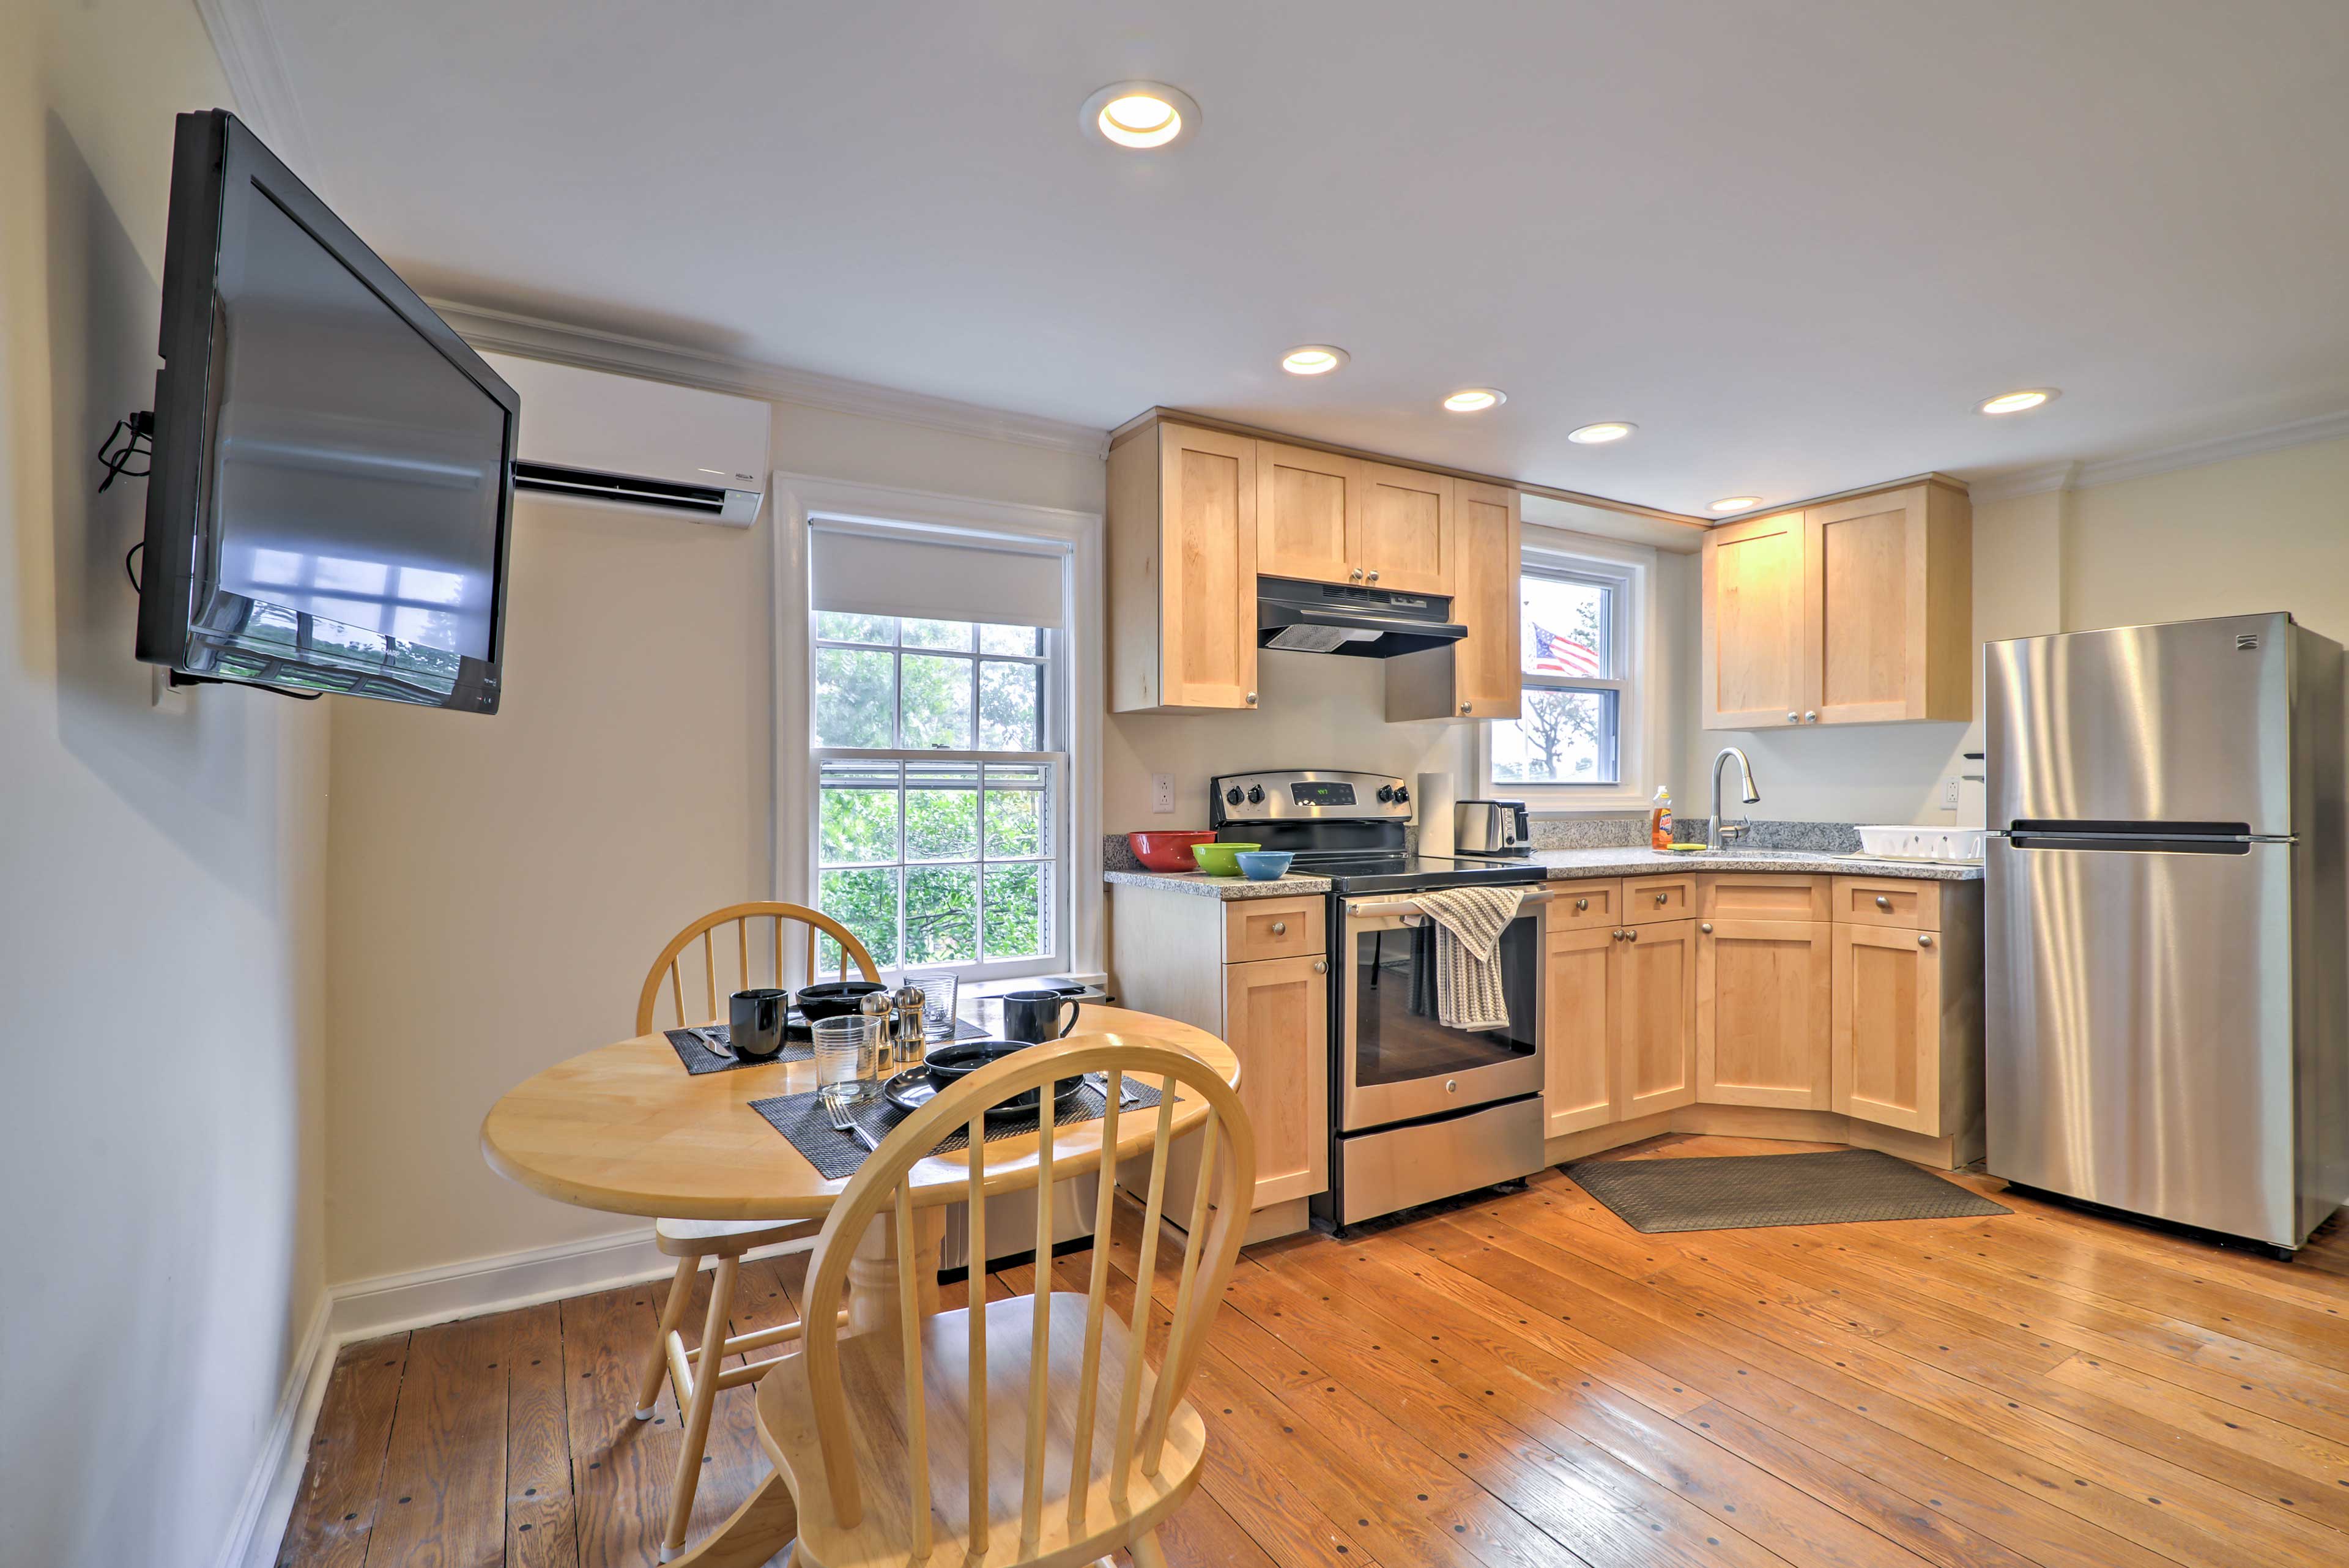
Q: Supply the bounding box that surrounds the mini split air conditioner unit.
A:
[480,351,768,526]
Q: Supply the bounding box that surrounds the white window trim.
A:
[1475,527,1661,815]
[772,472,1105,985]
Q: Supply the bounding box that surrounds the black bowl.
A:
[926,1038,1082,1112]
[794,979,886,1023]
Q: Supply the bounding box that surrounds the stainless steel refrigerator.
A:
[1984,612,2349,1254]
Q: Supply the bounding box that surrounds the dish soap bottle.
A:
[1650,786,1673,850]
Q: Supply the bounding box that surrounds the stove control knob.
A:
[1224,787,1244,806]
[1376,785,1395,803]
[1246,785,1265,804]
[1394,786,1410,804]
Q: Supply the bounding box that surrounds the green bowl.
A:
[1189,841,1260,877]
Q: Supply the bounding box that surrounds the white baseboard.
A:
[222,1224,701,1568]
[215,1294,333,1568]
[327,1224,675,1341]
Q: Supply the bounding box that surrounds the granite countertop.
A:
[1102,868,1334,901]
[1516,847,1984,882]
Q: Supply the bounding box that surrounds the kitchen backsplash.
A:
[1105,819,1865,868]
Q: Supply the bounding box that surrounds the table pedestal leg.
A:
[845,1202,944,1333]
[672,1208,940,1566]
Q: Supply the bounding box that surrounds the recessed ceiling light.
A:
[1978,387,2060,415]
[1443,388,1506,412]
[1567,421,1635,444]
[1282,346,1349,376]
[1711,496,1762,513]
[1080,81,1200,150]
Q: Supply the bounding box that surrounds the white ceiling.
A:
[242,0,2349,516]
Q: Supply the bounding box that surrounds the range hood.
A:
[1256,576,1468,658]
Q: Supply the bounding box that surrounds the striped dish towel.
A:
[1413,885,1527,1030]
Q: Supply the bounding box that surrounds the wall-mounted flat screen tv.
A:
[136,110,517,712]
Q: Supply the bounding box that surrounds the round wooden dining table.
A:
[480,1003,1241,1567]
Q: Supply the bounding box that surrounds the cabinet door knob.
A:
[1349,567,1365,582]
[1312,959,1327,974]
[1786,710,1799,723]
[1654,891,1669,906]
[1700,922,1713,934]
[1269,920,1288,935]
[1805,710,1819,723]
[1876,895,1892,910]
[1445,1079,1460,1093]
[1459,701,1472,715]
[1574,897,1589,912]
[1367,569,1381,584]
[1626,928,1639,941]
[1918,933,1934,947]
[1244,691,1258,706]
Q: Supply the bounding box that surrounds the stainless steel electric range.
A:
[1209,769,1553,1232]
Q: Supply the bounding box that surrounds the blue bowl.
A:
[1235,850,1296,881]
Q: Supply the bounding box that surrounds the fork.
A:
[822,1087,881,1153]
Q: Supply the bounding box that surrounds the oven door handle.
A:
[1345,889,1555,920]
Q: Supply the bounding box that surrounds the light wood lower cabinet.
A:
[1542,917,1696,1140]
[1696,918,1833,1110]
[1619,921,1699,1117]
[1537,873,1984,1162]
[1542,925,1617,1136]
[1223,954,1329,1205]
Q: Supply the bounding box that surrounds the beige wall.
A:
[324,407,1104,1285]
[1674,437,2349,825]
[1,6,332,1567]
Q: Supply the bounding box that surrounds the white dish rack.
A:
[1853,825,1986,863]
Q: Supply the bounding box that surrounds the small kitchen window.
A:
[1482,541,1650,812]
[808,522,1071,981]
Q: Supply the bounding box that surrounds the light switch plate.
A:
[1941,776,1961,808]
[1150,772,1174,814]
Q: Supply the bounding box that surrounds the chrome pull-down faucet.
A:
[1707,746,1761,852]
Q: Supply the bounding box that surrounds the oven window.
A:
[1352,918,1538,1086]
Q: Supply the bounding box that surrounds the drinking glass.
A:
[904,968,960,1040]
[812,1015,880,1101]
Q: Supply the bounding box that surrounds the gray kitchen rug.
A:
[1564,1149,2010,1233]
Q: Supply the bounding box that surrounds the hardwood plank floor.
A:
[273,1135,2349,1568]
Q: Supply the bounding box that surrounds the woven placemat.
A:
[1564,1149,2010,1234]
[665,1017,989,1075]
[664,1025,814,1075]
[751,1078,1167,1181]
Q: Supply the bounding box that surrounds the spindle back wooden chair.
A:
[630,901,881,1561]
[754,1036,1255,1568]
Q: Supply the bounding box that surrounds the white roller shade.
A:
[811,524,1066,630]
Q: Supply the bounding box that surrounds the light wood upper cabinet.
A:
[1357,462,1455,593]
[1696,918,1833,1110]
[1256,442,1362,587]
[1701,510,1808,728]
[1386,479,1521,721]
[1805,483,1972,724]
[1701,479,1972,729]
[1222,954,1329,1207]
[1109,422,1259,712]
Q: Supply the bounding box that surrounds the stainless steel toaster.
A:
[1454,799,1531,855]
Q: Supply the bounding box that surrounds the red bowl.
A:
[1128,830,1217,871]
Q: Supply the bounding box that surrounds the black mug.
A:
[729,988,789,1060]
[1002,989,1081,1044]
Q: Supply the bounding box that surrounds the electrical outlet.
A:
[1942,776,1961,809]
[1150,772,1175,814]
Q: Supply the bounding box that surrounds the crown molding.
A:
[1966,460,2081,503]
[1968,407,2349,503]
[192,0,327,193]
[427,300,1110,458]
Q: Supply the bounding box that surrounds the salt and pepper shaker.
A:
[856,990,894,1074]
[892,983,927,1068]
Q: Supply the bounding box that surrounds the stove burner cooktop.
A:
[1294,852,1547,897]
